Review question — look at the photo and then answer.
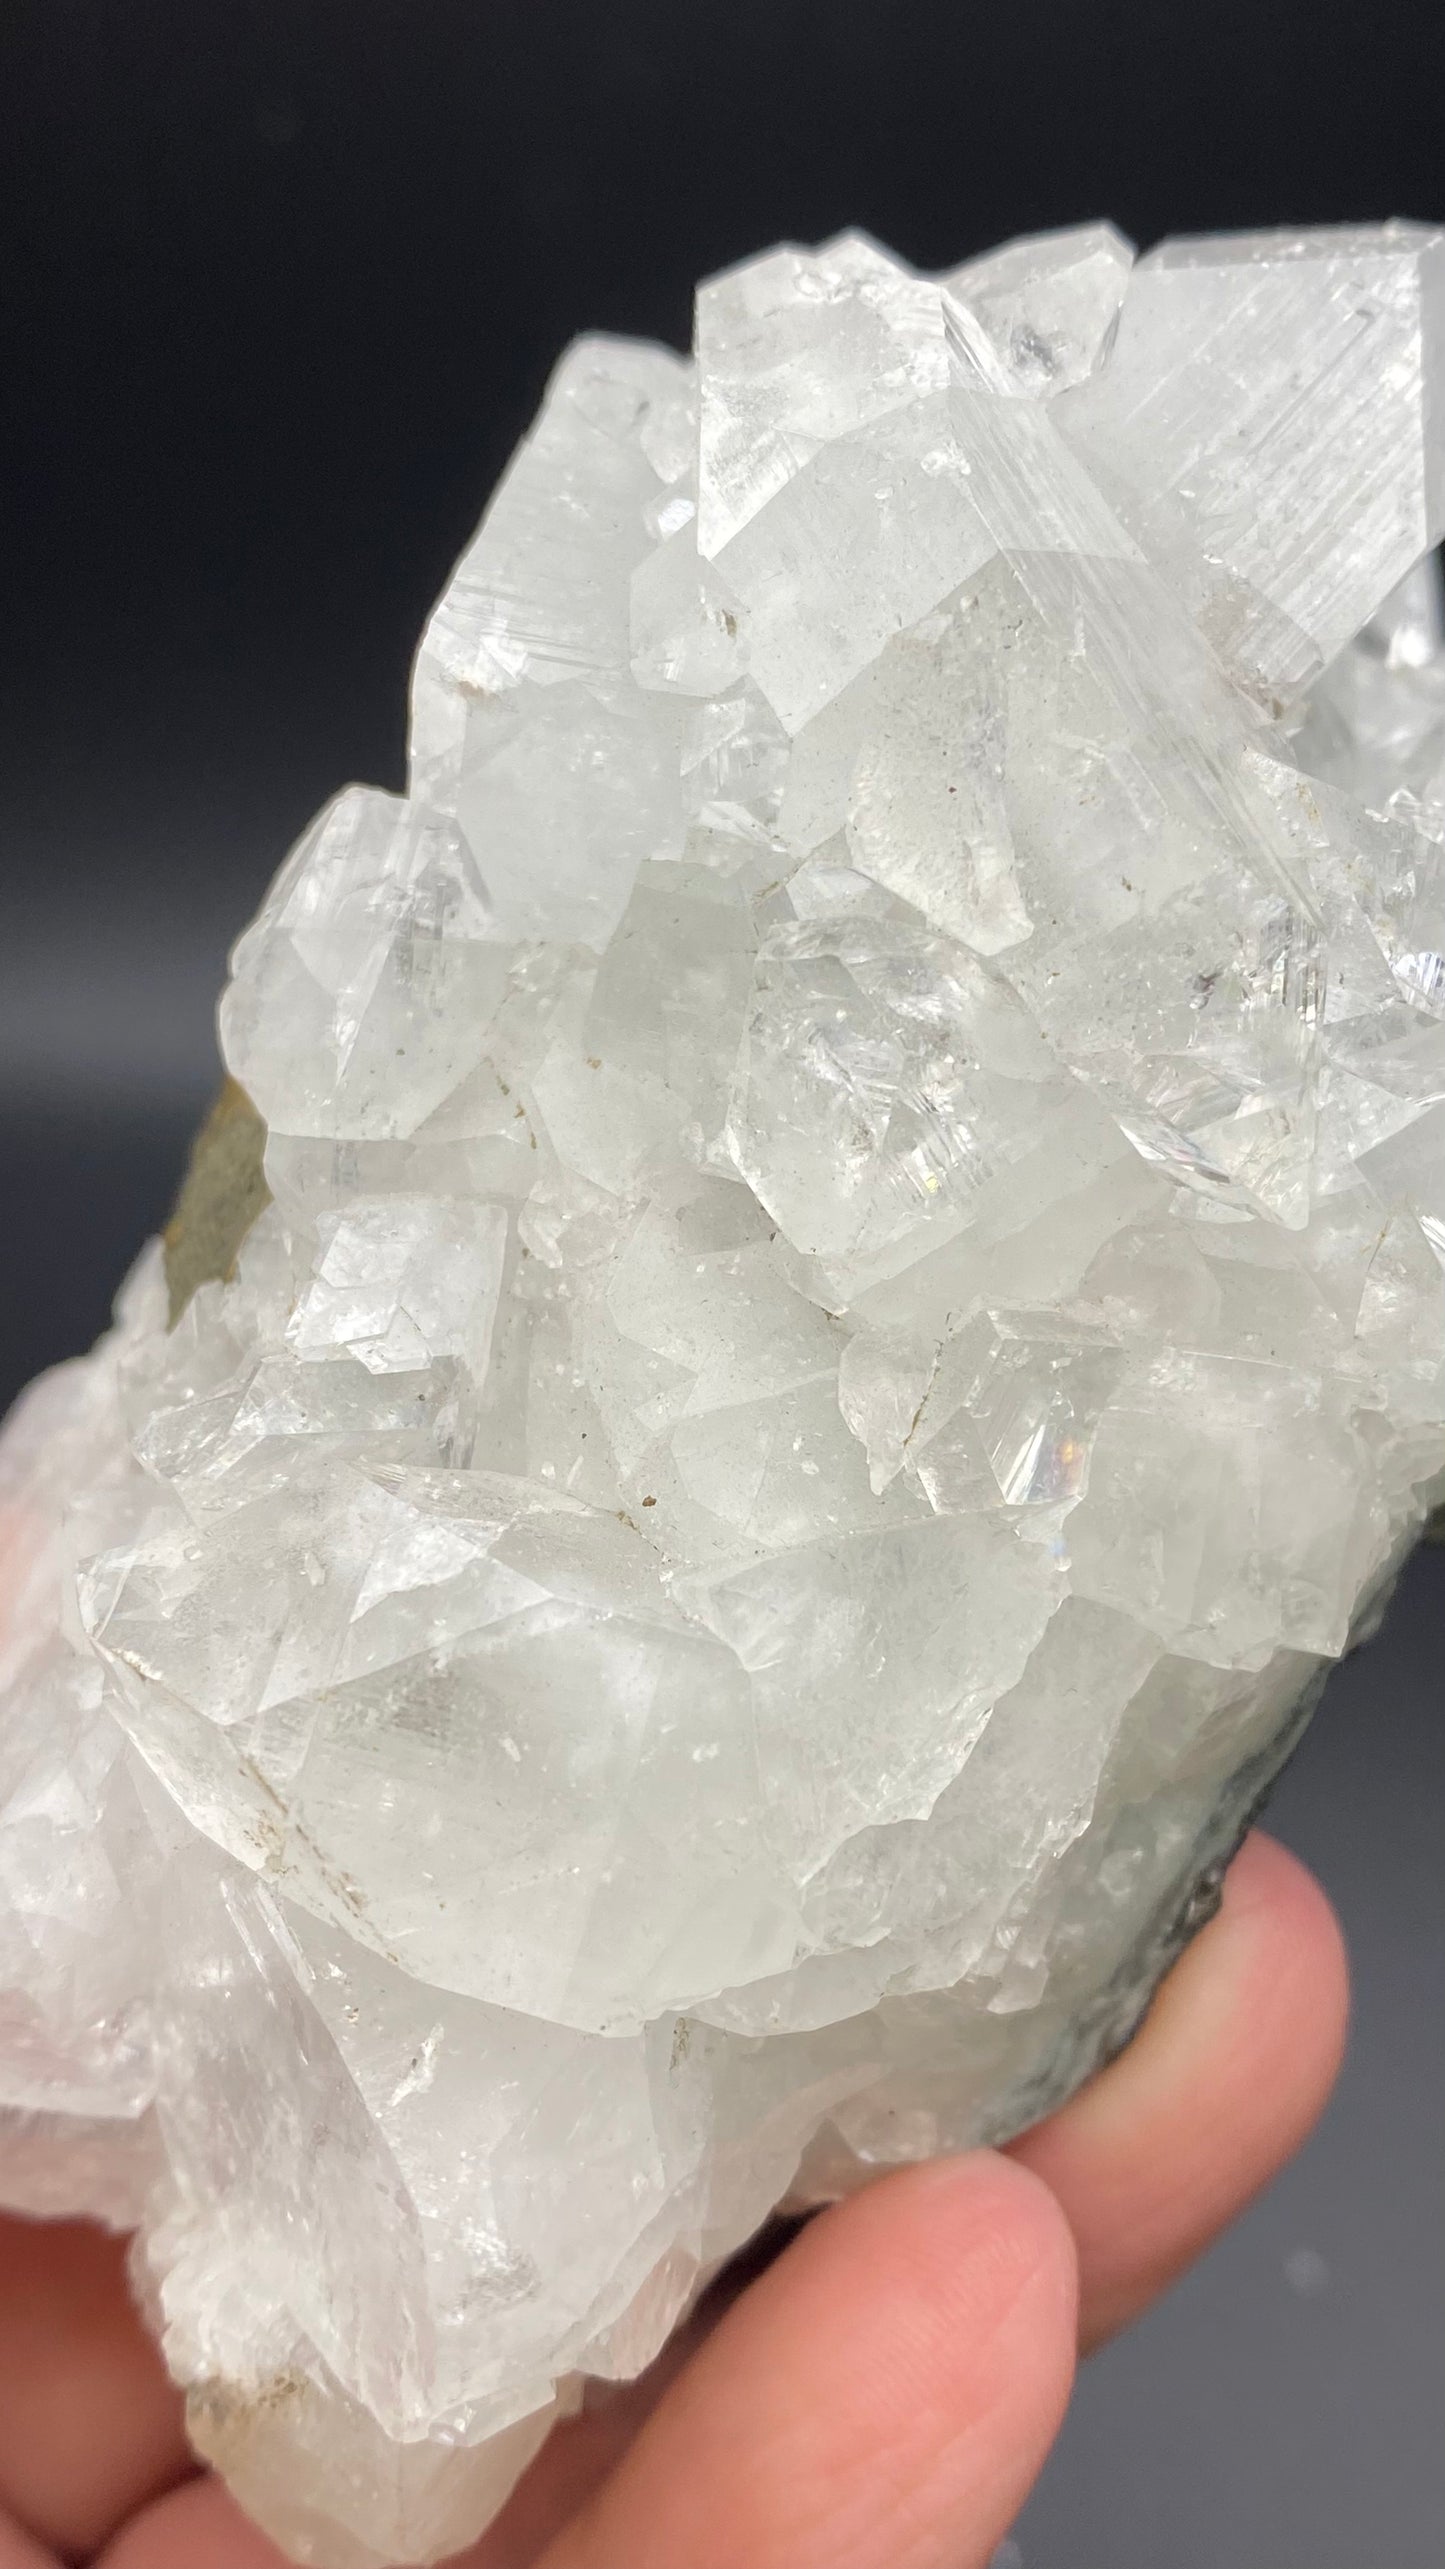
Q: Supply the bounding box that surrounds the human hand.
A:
[0,1829,1345,2569]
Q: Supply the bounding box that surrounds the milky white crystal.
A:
[4,219,1445,2566]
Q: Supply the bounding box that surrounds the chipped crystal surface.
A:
[5,219,1445,2565]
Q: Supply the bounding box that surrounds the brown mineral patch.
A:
[187,2367,308,2463]
[163,1076,271,1326]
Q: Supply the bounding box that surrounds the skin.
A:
[0,1829,1346,2569]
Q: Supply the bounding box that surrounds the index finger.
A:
[1008,1830,1348,2348]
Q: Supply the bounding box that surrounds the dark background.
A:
[2,6,1442,2562]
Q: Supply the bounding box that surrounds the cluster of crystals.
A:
[5,221,1445,2566]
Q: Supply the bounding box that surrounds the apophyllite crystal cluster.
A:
[5,217,1445,2561]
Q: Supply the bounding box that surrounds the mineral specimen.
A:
[4,219,1445,2566]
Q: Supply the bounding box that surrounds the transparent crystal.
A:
[5,220,1445,2567]
[1056,223,1445,703]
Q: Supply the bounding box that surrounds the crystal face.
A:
[5,219,1445,2566]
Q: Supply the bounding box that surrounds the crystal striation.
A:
[5,219,1445,2565]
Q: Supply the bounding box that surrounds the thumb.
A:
[536,2152,1077,2569]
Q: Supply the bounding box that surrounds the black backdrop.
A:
[2,7,1443,2563]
